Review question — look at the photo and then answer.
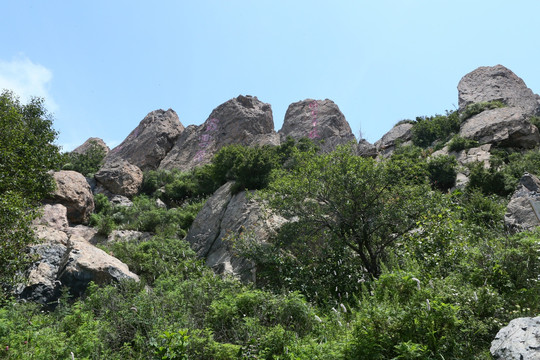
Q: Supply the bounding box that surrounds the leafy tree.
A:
[261,145,432,278]
[0,91,62,289]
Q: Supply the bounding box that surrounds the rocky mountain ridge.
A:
[22,64,540,358]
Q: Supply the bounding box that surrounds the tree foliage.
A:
[262,145,432,278]
[0,91,62,289]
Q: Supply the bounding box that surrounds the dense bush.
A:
[426,155,458,191]
[61,140,107,177]
[447,135,479,152]
[411,111,461,148]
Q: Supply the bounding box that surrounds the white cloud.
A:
[0,56,58,112]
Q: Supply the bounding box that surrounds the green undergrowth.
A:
[4,134,540,358]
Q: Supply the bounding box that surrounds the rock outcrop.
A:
[357,139,377,158]
[46,171,94,224]
[491,316,540,359]
[432,144,492,168]
[17,220,140,306]
[505,173,540,231]
[58,235,140,297]
[159,95,279,171]
[279,99,356,152]
[459,107,540,149]
[94,159,143,197]
[185,182,286,282]
[374,122,414,157]
[458,65,540,116]
[105,109,184,171]
[72,137,110,156]
[34,204,69,230]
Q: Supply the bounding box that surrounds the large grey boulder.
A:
[458,65,540,116]
[374,122,414,157]
[18,224,140,306]
[185,182,286,282]
[279,99,356,152]
[105,109,184,171]
[46,171,94,224]
[94,159,143,197]
[459,107,540,149]
[505,173,540,232]
[491,316,540,359]
[58,235,140,297]
[72,137,110,156]
[159,95,279,171]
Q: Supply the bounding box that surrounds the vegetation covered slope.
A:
[3,96,540,359]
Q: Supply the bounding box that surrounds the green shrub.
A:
[62,140,106,177]
[212,144,280,193]
[411,111,461,148]
[529,115,540,130]
[426,155,458,191]
[466,162,509,196]
[447,135,479,152]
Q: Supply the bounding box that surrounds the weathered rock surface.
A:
[34,204,69,230]
[72,137,110,156]
[65,225,152,245]
[505,173,540,232]
[110,195,133,208]
[458,65,540,116]
[94,159,143,197]
[58,235,139,296]
[459,107,540,149]
[185,182,286,282]
[159,95,279,171]
[432,144,492,168]
[357,139,377,158]
[279,99,356,152]
[374,122,414,157]
[46,171,94,224]
[491,316,540,359]
[105,109,184,171]
[18,223,140,306]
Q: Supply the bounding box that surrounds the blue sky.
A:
[2,1,540,151]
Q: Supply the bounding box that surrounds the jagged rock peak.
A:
[458,64,540,116]
[279,99,356,152]
[159,95,279,172]
[72,137,109,156]
[105,108,184,171]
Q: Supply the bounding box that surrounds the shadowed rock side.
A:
[459,107,540,149]
[104,109,184,171]
[45,171,94,224]
[185,182,286,283]
[458,64,540,116]
[279,99,356,152]
[72,137,109,156]
[374,122,414,157]
[16,206,139,306]
[505,173,540,232]
[159,95,279,172]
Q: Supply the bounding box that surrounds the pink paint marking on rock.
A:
[195,118,220,162]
